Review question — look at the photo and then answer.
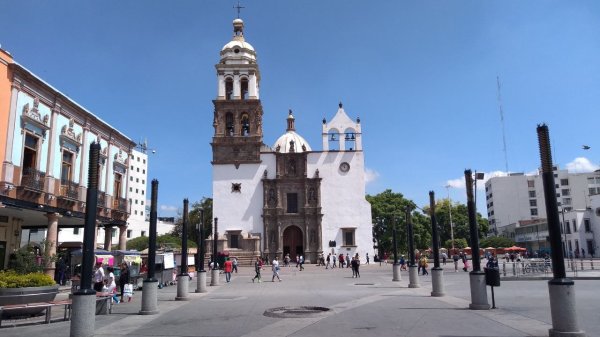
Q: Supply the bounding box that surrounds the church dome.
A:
[273,110,311,153]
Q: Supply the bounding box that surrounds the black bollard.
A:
[406,206,419,288]
[465,170,489,309]
[211,217,219,286]
[176,199,190,300]
[140,179,159,315]
[196,208,207,293]
[430,191,445,296]
[70,142,100,337]
[537,124,585,336]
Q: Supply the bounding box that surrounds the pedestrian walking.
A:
[346,253,351,268]
[224,257,233,283]
[232,257,238,273]
[441,252,447,265]
[299,255,305,271]
[326,254,331,269]
[453,253,459,272]
[366,253,370,264]
[93,262,105,292]
[461,253,469,272]
[272,257,282,282]
[400,255,407,271]
[119,262,130,302]
[252,257,262,283]
[420,256,429,275]
[295,254,300,268]
[353,253,361,278]
[332,254,337,268]
[339,253,344,269]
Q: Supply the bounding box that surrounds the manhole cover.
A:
[264,306,330,318]
[354,283,375,286]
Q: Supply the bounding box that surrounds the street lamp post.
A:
[465,170,490,310]
[392,217,401,282]
[176,199,190,301]
[406,206,419,288]
[430,191,445,297]
[445,185,455,251]
[210,217,219,286]
[196,208,207,293]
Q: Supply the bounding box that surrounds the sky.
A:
[1,1,599,217]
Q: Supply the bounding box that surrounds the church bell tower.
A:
[211,18,264,166]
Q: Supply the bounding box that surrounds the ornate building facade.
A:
[211,18,373,263]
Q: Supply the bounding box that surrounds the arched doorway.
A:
[283,226,303,261]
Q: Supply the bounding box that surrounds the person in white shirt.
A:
[271,257,282,282]
[93,262,105,292]
[106,266,119,303]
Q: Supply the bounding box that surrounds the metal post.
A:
[537,124,585,337]
[70,142,100,337]
[466,169,489,310]
[140,179,159,315]
[211,217,219,286]
[407,206,419,288]
[446,185,455,251]
[176,199,190,300]
[430,191,445,296]
[392,217,401,282]
[196,208,207,293]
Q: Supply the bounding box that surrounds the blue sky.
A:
[1,1,599,216]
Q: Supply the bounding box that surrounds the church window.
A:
[240,78,249,100]
[241,113,250,136]
[328,129,340,151]
[286,193,298,213]
[225,78,234,100]
[342,229,356,246]
[226,113,234,136]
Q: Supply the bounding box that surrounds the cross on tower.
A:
[234,0,245,18]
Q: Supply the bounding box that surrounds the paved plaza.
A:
[1,263,598,337]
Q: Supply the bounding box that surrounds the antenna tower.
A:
[497,76,509,173]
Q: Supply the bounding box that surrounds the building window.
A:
[130,187,133,192]
[573,221,577,233]
[135,199,138,204]
[111,228,117,238]
[240,113,250,136]
[527,180,535,188]
[286,193,298,213]
[142,179,145,184]
[142,190,144,195]
[136,178,139,183]
[562,189,570,196]
[140,211,143,216]
[225,78,234,100]
[127,230,132,238]
[137,157,140,162]
[240,78,249,100]
[584,219,591,232]
[130,176,133,181]
[529,200,537,207]
[561,178,569,186]
[23,133,39,170]
[563,198,571,205]
[530,208,538,216]
[529,191,536,198]
[73,228,80,235]
[61,151,74,181]
[141,231,146,237]
[565,220,571,234]
[141,200,144,205]
[143,159,146,164]
[342,229,355,246]
[142,169,145,174]
[131,165,134,170]
[137,168,139,172]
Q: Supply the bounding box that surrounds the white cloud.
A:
[160,205,178,212]
[566,157,599,173]
[365,168,380,185]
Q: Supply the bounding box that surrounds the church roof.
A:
[273,110,312,153]
[220,18,256,61]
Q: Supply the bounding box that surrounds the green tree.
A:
[444,238,468,249]
[171,197,213,242]
[479,236,515,248]
[367,190,432,259]
[126,233,197,251]
[426,199,489,248]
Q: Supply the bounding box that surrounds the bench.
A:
[0,302,54,327]
[95,292,113,315]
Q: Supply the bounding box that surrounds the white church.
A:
[211,18,373,263]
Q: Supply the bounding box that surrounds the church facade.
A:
[211,18,373,263]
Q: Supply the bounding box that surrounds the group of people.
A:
[93,261,132,304]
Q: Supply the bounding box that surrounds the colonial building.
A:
[211,18,373,263]
[0,48,135,272]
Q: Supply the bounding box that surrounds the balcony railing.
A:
[98,191,106,208]
[59,179,79,200]
[20,167,45,192]
[113,197,128,212]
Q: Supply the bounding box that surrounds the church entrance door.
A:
[283,226,303,262]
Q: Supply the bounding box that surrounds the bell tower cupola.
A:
[212,18,264,166]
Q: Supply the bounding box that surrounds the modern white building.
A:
[485,168,600,233]
[210,18,373,263]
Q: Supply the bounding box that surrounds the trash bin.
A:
[485,267,501,287]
